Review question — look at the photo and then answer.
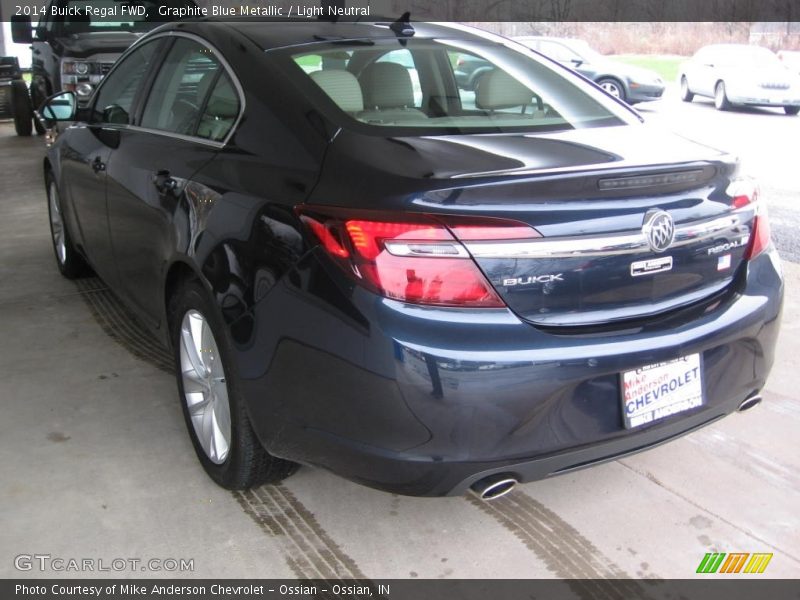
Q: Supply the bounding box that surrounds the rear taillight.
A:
[728,178,771,260]
[297,208,540,308]
[745,206,771,260]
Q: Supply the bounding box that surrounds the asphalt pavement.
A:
[0,88,798,583]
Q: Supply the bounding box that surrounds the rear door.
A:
[105,35,240,324]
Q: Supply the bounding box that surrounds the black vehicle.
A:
[515,36,665,104]
[0,56,23,81]
[10,0,196,134]
[39,19,783,499]
[0,56,35,135]
[0,57,23,120]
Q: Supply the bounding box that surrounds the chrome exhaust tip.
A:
[469,474,518,501]
[738,394,763,412]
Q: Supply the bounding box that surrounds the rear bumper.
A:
[728,89,800,107]
[240,249,783,496]
[736,99,800,108]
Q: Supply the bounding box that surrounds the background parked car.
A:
[0,56,23,81]
[778,50,800,76]
[0,56,22,120]
[679,44,800,115]
[514,36,664,104]
[0,56,35,135]
[453,53,493,90]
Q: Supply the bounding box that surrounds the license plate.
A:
[621,354,703,429]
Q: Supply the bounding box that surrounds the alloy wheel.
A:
[599,80,621,98]
[179,309,232,465]
[49,182,66,265]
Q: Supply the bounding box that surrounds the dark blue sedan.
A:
[39,19,782,500]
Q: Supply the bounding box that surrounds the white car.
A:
[778,50,800,76]
[679,44,800,115]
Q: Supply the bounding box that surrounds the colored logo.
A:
[696,552,773,574]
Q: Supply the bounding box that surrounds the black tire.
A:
[784,106,800,116]
[714,81,732,111]
[45,172,90,279]
[11,81,33,137]
[597,77,627,103]
[680,76,694,102]
[169,280,298,490]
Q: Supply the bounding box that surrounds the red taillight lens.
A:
[360,255,501,306]
[437,215,542,241]
[345,220,451,260]
[297,209,539,308]
[300,216,350,258]
[728,179,771,260]
[745,208,771,260]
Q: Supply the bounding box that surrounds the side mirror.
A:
[11,15,33,44]
[40,91,77,125]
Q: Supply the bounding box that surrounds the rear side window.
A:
[196,72,240,141]
[141,38,223,136]
[92,39,160,125]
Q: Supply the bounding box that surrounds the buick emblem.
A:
[642,210,675,253]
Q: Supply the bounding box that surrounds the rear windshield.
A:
[275,37,637,134]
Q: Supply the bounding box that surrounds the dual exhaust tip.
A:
[469,474,518,501]
[468,392,763,501]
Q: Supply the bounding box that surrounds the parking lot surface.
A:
[1,89,798,582]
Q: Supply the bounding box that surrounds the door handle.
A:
[91,156,105,173]
[153,170,178,194]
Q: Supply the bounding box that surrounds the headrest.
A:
[360,62,415,109]
[310,70,364,113]
[475,70,534,110]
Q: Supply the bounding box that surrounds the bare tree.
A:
[546,0,573,22]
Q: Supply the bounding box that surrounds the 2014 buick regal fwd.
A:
[39,19,783,499]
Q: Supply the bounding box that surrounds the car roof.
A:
[700,43,769,51]
[162,19,485,51]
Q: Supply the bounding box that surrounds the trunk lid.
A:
[312,125,754,327]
